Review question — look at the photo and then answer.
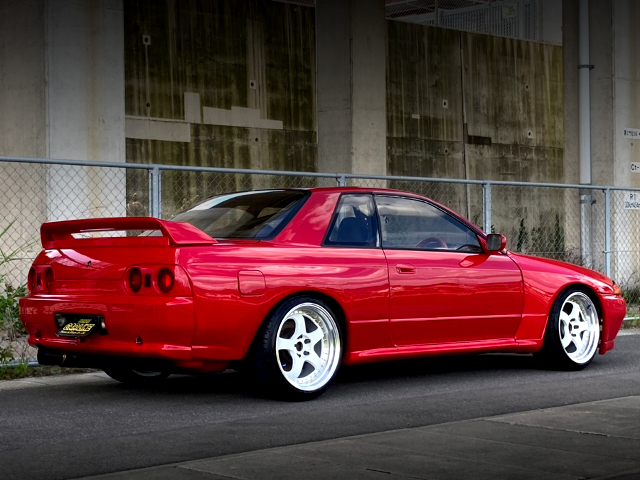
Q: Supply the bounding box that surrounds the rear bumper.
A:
[599,294,627,355]
[19,294,196,361]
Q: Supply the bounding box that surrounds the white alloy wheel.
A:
[536,287,601,370]
[275,302,341,392]
[557,292,600,365]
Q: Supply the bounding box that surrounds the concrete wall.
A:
[590,0,640,283]
[0,0,125,286]
[123,0,317,214]
[46,0,126,221]
[561,0,640,283]
[386,21,564,248]
[386,24,564,184]
[0,1,48,274]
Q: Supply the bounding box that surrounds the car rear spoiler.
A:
[40,217,216,248]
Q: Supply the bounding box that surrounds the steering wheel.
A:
[416,237,447,249]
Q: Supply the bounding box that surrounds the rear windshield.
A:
[171,190,308,240]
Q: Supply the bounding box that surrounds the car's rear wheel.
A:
[536,288,600,370]
[251,296,342,400]
[104,367,170,386]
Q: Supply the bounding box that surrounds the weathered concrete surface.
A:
[463,34,565,251]
[563,0,640,282]
[386,21,565,251]
[78,396,640,479]
[386,23,564,183]
[461,33,564,181]
[0,1,48,285]
[386,23,464,179]
[124,0,316,172]
[0,0,126,165]
[0,0,46,159]
[0,0,126,285]
[46,0,127,223]
[316,0,386,177]
[610,1,640,283]
[124,0,318,210]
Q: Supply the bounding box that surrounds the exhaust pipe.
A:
[37,348,67,366]
[37,348,92,368]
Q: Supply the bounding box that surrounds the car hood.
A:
[507,252,615,287]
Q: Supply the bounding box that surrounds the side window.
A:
[324,194,378,248]
[375,196,482,252]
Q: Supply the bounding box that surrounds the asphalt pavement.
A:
[80,395,640,480]
[1,332,640,480]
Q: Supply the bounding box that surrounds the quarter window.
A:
[375,196,482,252]
[325,195,378,248]
[171,190,307,240]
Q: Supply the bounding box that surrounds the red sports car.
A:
[19,188,626,399]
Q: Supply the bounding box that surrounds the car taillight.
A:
[129,267,142,293]
[43,267,54,292]
[157,268,174,293]
[28,267,36,292]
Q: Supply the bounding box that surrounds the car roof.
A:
[300,187,485,236]
[304,186,425,197]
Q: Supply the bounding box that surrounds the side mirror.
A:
[486,233,507,252]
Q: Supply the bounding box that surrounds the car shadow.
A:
[93,352,540,398]
[335,353,539,384]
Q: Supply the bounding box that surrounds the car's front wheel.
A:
[251,296,343,400]
[536,288,600,370]
[104,367,171,386]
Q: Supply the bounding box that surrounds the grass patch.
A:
[0,364,98,381]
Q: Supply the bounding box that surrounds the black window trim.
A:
[373,193,485,254]
[321,193,381,249]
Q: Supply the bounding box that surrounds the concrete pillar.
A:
[0,0,126,219]
[0,1,48,267]
[0,0,125,284]
[565,0,640,282]
[316,0,387,176]
[45,0,126,221]
[610,0,640,283]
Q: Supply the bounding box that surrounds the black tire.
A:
[249,296,343,401]
[104,367,171,386]
[535,287,600,371]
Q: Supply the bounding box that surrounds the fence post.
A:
[337,174,347,187]
[604,188,611,278]
[149,166,161,218]
[483,182,492,233]
[580,192,593,269]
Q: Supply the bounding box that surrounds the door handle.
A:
[396,264,416,274]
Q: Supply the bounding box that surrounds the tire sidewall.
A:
[254,296,343,400]
[541,288,600,370]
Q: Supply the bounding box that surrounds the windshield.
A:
[171,190,309,239]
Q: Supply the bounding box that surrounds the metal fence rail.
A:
[1,155,639,362]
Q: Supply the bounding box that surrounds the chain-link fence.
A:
[1,156,639,363]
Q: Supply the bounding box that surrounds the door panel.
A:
[385,249,523,345]
[374,194,523,346]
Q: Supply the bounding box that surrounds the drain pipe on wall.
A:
[579,0,594,268]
